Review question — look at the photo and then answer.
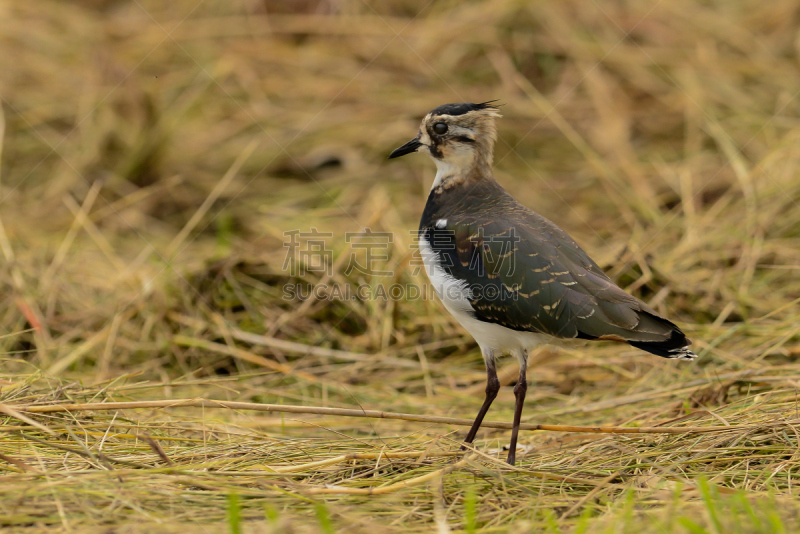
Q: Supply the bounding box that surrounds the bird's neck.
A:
[430,152,494,193]
[420,168,507,231]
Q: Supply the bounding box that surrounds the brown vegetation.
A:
[1,0,800,531]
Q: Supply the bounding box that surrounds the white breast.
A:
[419,233,473,313]
[419,233,550,355]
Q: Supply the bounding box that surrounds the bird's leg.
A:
[462,352,499,448]
[506,352,529,466]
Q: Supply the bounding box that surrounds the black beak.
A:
[388,137,422,159]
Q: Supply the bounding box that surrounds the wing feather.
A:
[425,210,685,346]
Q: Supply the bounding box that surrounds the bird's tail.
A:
[628,325,697,360]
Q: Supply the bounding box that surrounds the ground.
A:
[1,0,800,532]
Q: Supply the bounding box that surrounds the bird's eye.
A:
[433,122,448,135]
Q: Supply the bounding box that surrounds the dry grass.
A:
[1,0,800,531]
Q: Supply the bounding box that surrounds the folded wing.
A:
[423,211,694,359]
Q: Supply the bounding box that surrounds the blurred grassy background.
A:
[1,0,800,532]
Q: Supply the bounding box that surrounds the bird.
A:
[389,101,697,466]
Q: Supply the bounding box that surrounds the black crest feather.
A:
[430,100,500,117]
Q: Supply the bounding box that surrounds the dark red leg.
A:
[462,361,500,447]
[506,362,528,465]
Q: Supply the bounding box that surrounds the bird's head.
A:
[389,101,502,181]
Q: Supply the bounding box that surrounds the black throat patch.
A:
[428,132,443,158]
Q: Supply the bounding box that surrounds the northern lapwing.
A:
[389,101,697,465]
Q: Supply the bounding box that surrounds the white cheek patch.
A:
[419,129,432,146]
[419,115,478,190]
